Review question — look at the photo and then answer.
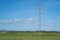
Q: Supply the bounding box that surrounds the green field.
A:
[0,32,60,40]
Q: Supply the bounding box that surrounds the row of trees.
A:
[0,30,60,33]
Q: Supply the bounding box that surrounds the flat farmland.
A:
[0,32,60,40]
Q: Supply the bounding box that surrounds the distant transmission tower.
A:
[38,4,42,32]
[37,3,42,40]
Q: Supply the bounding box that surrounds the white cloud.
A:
[14,19,21,21]
[12,19,22,23]
[0,17,58,28]
[0,18,49,27]
[26,18,33,24]
[0,18,22,23]
[0,20,12,23]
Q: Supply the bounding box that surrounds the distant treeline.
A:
[0,30,60,33]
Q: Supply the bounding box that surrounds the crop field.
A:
[0,32,60,40]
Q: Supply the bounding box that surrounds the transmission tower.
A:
[37,4,42,32]
[37,4,42,40]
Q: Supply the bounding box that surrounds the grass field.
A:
[0,32,60,40]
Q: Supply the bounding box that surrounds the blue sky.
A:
[0,0,60,31]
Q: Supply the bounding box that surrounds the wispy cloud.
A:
[0,17,58,27]
[0,19,22,23]
[0,18,39,27]
[0,18,35,23]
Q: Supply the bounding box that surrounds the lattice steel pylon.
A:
[37,3,42,40]
[38,4,42,31]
